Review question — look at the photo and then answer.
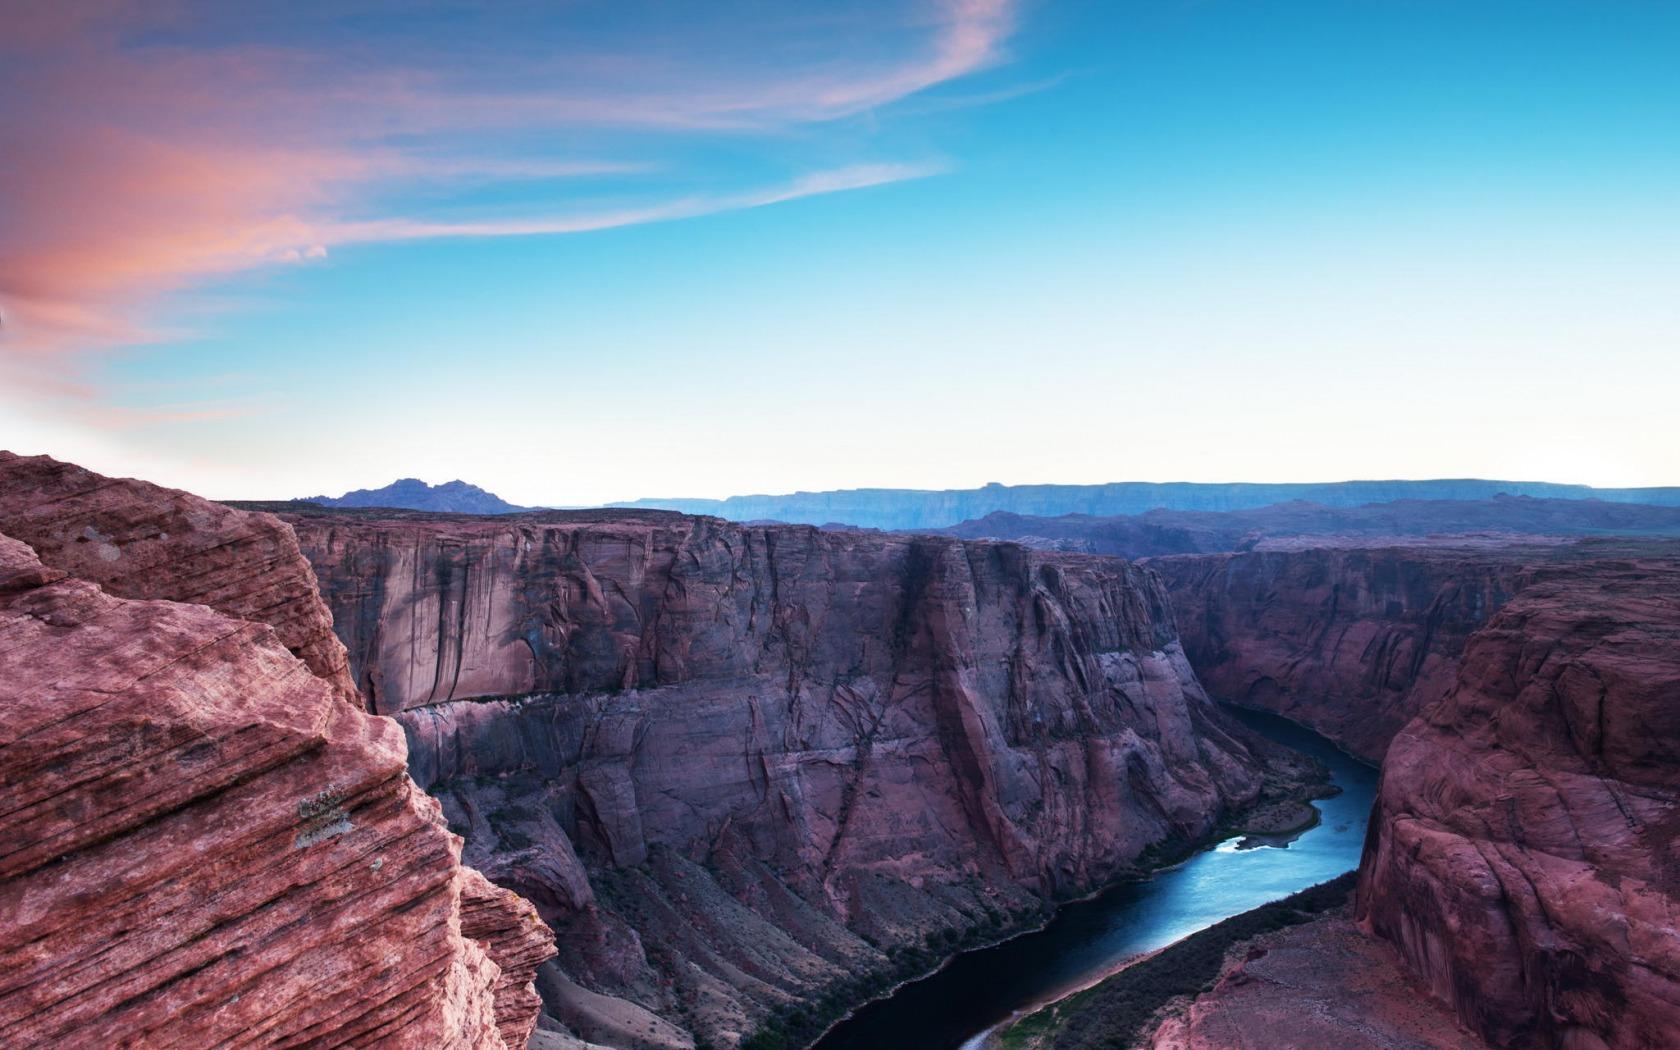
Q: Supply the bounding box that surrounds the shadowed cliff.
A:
[284,507,1312,1048]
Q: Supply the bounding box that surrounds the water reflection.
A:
[811,706,1378,1050]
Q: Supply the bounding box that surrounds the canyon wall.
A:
[0,455,554,1048]
[288,509,1297,1047]
[1151,546,1541,761]
[1358,554,1680,1050]
[1135,537,1680,1048]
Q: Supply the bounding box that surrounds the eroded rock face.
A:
[0,451,361,708]
[1152,546,1539,760]
[0,530,555,1047]
[289,510,1284,1046]
[1358,555,1680,1050]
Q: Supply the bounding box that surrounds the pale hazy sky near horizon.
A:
[3,0,1677,505]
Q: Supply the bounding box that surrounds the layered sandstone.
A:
[1358,554,1680,1049]
[1152,546,1541,760]
[287,509,1294,1046]
[0,529,555,1047]
[0,451,360,707]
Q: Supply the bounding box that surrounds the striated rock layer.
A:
[0,529,555,1048]
[0,451,361,708]
[288,509,1290,1046]
[1153,545,1546,761]
[1358,554,1680,1050]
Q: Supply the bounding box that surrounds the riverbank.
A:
[994,874,1357,1049]
[784,775,1327,1050]
[806,706,1378,1050]
[804,706,1364,1050]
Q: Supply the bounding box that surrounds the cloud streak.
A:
[324,163,947,245]
[0,0,1018,400]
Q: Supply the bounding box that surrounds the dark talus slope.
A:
[1358,554,1680,1050]
[0,450,361,708]
[613,481,1680,531]
[287,508,1301,1048]
[1151,545,1542,761]
[936,496,1680,560]
[0,530,555,1048]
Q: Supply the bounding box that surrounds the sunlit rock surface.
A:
[0,450,361,708]
[0,530,554,1047]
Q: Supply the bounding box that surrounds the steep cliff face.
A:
[289,510,1290,1047]
[1358,555,1680,1050]
[0,530,555,1047]
[1152,546,1539,761]
[0,451,361,708]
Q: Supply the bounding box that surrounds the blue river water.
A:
[810,706,1379,1050]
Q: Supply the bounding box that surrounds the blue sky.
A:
[3,1,1677,503]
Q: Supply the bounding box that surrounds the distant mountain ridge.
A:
[612,479,1680,531]
[937,496,1680,559]
[302,478,527,515]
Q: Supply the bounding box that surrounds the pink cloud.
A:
[0,0,1019,398]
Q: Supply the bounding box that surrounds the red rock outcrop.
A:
[287,509,1295,1046]
[1152,545,1542,760]
[1357,554,1680,1049]
[0,528,555,1047]
[0,456,556,1048]
[0,450,361,708]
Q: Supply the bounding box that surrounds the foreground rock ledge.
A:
[0,530,554,1047]
[0,450,362,709]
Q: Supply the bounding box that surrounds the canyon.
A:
[1100,537,1679,1050]
[1152,544,1542,761]
[4,450,1677,1050]
[281,506,1323,1047]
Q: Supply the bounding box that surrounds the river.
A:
[810,705,1379,1050]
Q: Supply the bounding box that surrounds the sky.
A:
[2,0,1677,505]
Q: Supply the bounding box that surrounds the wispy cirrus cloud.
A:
[0,0,1019,404]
